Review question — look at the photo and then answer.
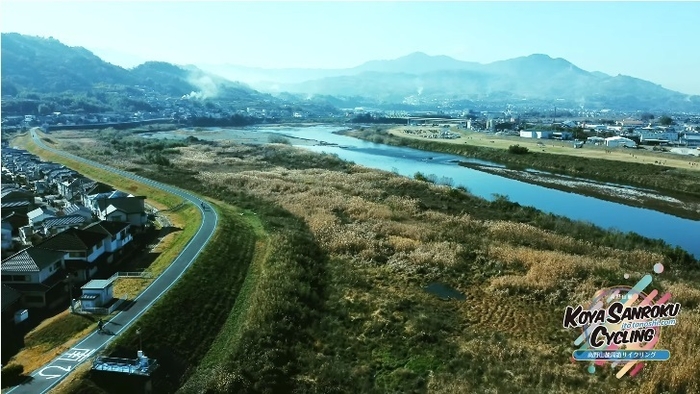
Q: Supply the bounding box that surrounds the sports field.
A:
[386,126,700,171]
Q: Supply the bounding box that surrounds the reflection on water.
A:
[142,125,700,257]
[424,283,467,301]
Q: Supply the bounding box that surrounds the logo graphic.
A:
[563,263,681,378]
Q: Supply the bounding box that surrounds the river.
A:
[142,124,700,257]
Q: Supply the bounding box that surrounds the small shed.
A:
[80,277,116,309]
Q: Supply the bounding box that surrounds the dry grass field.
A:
[19,130,700,393]
[188,142,700,394]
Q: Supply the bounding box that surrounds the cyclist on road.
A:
[97,318,104,332]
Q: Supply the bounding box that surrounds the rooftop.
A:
[1,247,64,273]
[1,201,31,208]
[91,355,158,376]
[42,215,88,229]
[83,221,130,236]
[97,196,146,214]
[36,227,107,252]
[64,204,92,216]
[1,284,22,311]
[28,206,57,220]
[1,188,33,199]
[81,277,116,290]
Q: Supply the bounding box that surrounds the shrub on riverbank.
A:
[508,144,529,154]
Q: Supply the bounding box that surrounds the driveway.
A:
[7,131,218,394]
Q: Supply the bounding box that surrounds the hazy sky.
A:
[3,1,700,95]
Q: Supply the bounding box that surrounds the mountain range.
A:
[2,33,699,113]
[0,33,271,106]
[200,52,700,111]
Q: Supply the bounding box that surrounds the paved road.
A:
[7,131,219,393]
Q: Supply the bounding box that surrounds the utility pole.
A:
[66,274,74,313]
[137,327,143,351]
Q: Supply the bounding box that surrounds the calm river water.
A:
[144,125,700,257]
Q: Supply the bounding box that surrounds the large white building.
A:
[520,130,552,139]
[636,129,678,143]
[605,136,637,148]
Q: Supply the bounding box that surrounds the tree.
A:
[658,115,674,126]
[37,103,51,115]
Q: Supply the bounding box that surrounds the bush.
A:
[1,364,25,387]
[508,144,529,154]
[268,135,291,145]
[414,172,429,182]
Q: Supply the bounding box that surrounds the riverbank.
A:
[343,127,700,216]
[458,161,700,221]
[41,129,700,393]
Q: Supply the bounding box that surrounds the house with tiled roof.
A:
[1,247,66,308]
[63,203,94,220]
[95,196,147,228]
[58,176,94,201]
[28,206,57,227]
[0,188,35,215]
[83,221,133,253]
[36,227,111,282]
[85,190,129,212]
[45,168,77,186]
[40,215,90,237]
[81,182,114,207]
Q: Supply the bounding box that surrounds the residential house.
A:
[27,206,57,227]
[40,215,90,237]
[84,190,128,212]
[63,203,94,220]
[1,247,66,309]
[2,212,28,235]
[57,177,94,201]
[36,162,63,178]
[1,222,12,251]
[0,188,35,215]
[19,226,41,246]
[90,194,148,228]
[2,284,23,324]
[83,221,133,254]
[36,227,110,282]
[81,183,116,207]
[33,180,49,194]
[45,168,77,187]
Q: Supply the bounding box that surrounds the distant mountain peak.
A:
[402,51,441,59]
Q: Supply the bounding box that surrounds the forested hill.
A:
[0,33,273,104]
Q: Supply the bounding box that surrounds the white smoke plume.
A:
[182,74,219,100]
